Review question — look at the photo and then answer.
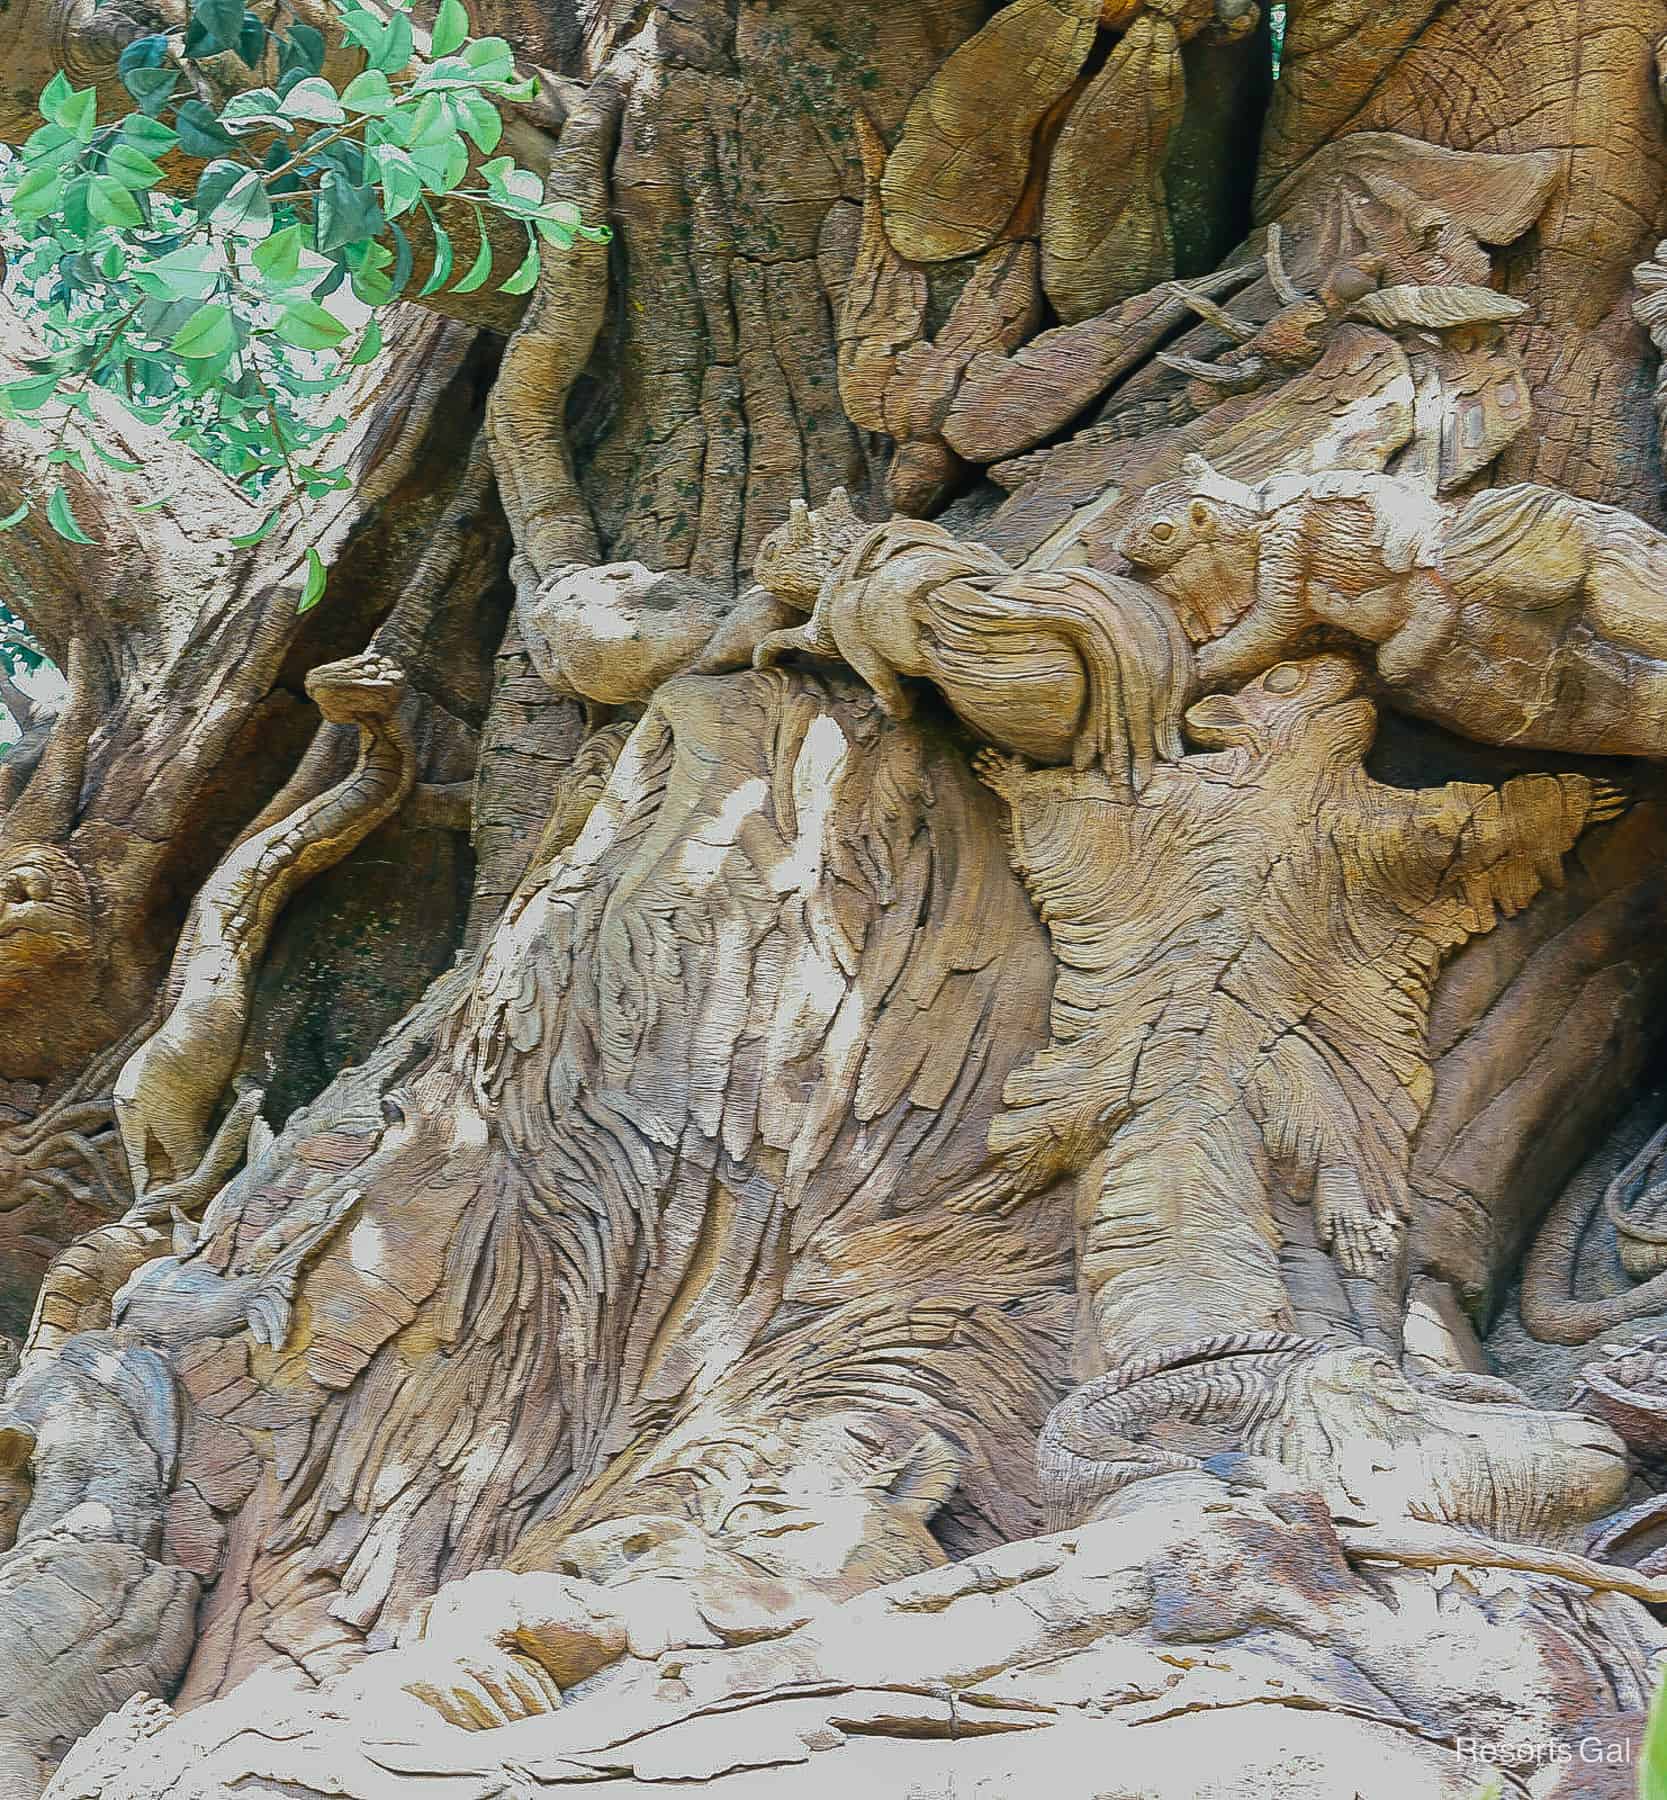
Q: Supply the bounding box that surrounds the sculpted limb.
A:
[1313,1162,1405,1279]
[114,653,419,1196]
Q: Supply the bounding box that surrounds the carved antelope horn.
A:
[1172,287,1258,344]
[1038,1332,1318,1530]
[3,636,95,845]
[1264,222,1308,307]
[1156,349,1266,388]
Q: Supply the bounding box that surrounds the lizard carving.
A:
[970,655,1621,1360]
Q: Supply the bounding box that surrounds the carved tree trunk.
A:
[6,1,1667,1797]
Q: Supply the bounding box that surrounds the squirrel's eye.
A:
[1264,663,1305,694]
[1148,519,1175,542]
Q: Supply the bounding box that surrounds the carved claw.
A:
[1588,780,1630,824]
[752,625,820,669]
[1172,288,1259,344]
[971,747,1029,798]
[1156,350,1267,391]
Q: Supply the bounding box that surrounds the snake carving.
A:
[114,652,420,1199]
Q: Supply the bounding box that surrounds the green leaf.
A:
[252,222,306,285]
[87,172,144,225]
[210,170,273,238]
[10,166,65,223]
[120,114,179,155]
[451,217,492,293]
[341,69,395,114]
[46,487,96,545]
[123,68,180,115]
[88,441,143,472]
[106,143,166,190]
[370,9,413,72]
[460,36,514,81]
[185,0,242,56]
[0,503,28,534]
[175,100,236,156]
[46,447,88,473]
[430,0,468,58]
[273,300,349,350]
[373,146,423,218]
[297,546,327,612]
[281,76,345,124]
[347,238,396,305]
[347,318,383,366]
[220,88,291,135]
[40,74,97,139]
[229,506,279,547]
[499,237,538,294]
[135,243,223,302]
[170,303,237,359]
[315,173,386,253]
[455,91,502,154]
[417,210,454,295]
[281,24,326,77]
[1645,1676,1667,1800]
[0,374,63,414]
[131,493,176,513]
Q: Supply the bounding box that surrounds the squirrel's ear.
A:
[1184,693,1249,746]
[1189,499,1215,529]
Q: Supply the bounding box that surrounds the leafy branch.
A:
[0,0,609,604]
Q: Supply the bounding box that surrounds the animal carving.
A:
[110,1182,360,1351]
[1521,1118,1667,1346]
[1039,1333,1629,1544]
[752,506,1193,789]
[971,655,1621,1358]
[1116,455,1667,755]
[114,652,419,1197]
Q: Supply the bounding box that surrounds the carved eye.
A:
[1264,663,1305,694]
[1148,518,1176,543]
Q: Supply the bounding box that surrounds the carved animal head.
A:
[0,844,94,982]
[1040,1334,1629,1544]
[0,1332,181,1556]
[753,488,868,610]
[304,651,412,728]
[1114,456,1263,576]
[1183,655,1377,762]
[553,1412,966,1602]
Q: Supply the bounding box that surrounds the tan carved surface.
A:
[2,0,1667,1794]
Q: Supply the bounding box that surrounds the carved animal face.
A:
[752,488,867,609]
[1262,1347,1629,1539]
[304,651,411,728]
[1184,655,1376,759]
[0,845,94,980]
[1115,459,1261,575]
